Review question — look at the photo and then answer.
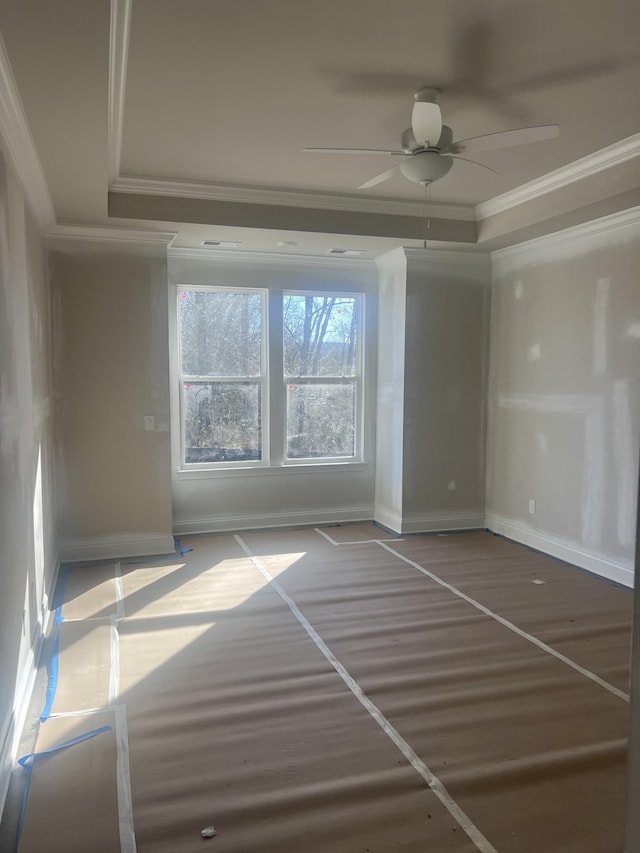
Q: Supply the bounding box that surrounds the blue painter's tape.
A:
[39,565,72,723]
[16,725,112,845]
[39,629,60,723]
[175,538,193,556]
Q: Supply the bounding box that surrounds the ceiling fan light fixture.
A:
[411,102,443,148]
[399,152,453,185]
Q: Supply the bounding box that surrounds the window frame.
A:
[176,284,270,470]
[282,289,364,466]
[172,281,367,474]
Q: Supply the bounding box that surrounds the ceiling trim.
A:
[168,245,376,270]
[49,224,176,245]
[111,175,476,221]
[476,133,640,220]
[0,32,55,232]
[491,205,640,269]
[107,0,132,183]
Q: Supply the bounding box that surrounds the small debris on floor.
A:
[532,579,546,584]
[201,826,217,838]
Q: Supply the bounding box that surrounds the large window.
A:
[284,293,360,460]
[177,285,363,469]
[178,287,267,465]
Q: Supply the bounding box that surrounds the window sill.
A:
[174,461,368,480]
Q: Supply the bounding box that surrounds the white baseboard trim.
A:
[373,506,403,534]
[59,533,176,563]
[173,506,375,535]
[486,512,634,588]
[0,555,60,820]
[373,508,485,534]
[400,511,486,534]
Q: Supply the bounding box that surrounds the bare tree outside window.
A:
[178,286,363,468]
[179,288,265,463]
[283,293,361,459]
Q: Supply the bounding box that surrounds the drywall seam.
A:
[173,506,375,536]
[485,512,634,588]
[377,540,629,701]
[235,535,499,853]
[58,533,176,563]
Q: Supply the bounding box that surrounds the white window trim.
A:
[170,280,369,477]
[176,284,269,470]
[282,289,364,466]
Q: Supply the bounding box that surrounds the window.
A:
[283,293,361,461]
[177,285,363,469]
[178,287,267,466]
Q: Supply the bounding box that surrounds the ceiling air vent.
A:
[202,240,242,248]
[327,248,365,256]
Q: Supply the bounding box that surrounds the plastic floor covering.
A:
[13,526,633,852]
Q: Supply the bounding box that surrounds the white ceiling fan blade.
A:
[411,102,443,148]
[452,124,559,153]
[304,147,405,155]
[358,166,400,189]
[450,155,499,175]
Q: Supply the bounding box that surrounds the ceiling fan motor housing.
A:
[399,151,453,184]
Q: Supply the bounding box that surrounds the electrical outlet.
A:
[529,499,536,515]
[143,415,155,431]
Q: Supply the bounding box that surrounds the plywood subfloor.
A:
[16,527,632,852]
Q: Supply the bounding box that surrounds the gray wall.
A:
[169,251,378,534]
[0,149,57,810]
[51,244,174,561]
[375,248,491,532]
[486,213,640,586]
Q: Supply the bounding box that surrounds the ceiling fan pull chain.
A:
[423,180,431,249]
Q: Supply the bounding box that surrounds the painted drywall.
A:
[169,251,378,532]
[486,211,640,586]
[374,248,491,532]
[374,250,407,528]
[50,244,173,560]
[0,149,57,814]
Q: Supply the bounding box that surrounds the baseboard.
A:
[485,512,634,588]
[0,554,59,821]
[58,533,176,563]
[173,506,375,535]
[400,511,486,534]
[373,506,403,534]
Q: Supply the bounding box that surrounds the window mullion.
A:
[268,287,284,466]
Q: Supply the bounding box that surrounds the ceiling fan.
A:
[304,87,559,189]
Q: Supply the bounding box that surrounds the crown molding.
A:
[0,32,55,232]
[476,133,640,221]
[49,224,177,245]
[491,206,640,271]
[168,245,376,270]
[111,175,476,221]
[108,0,132,183]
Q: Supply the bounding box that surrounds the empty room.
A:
[1,1,639,851]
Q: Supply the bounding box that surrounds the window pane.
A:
[180,290,263,376]
[286,382,355,459]
[183,381,261,463]
[283,295,358,377]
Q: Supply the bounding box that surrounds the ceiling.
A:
[0,0,639,255]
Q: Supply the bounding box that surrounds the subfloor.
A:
[4,526,634,852]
